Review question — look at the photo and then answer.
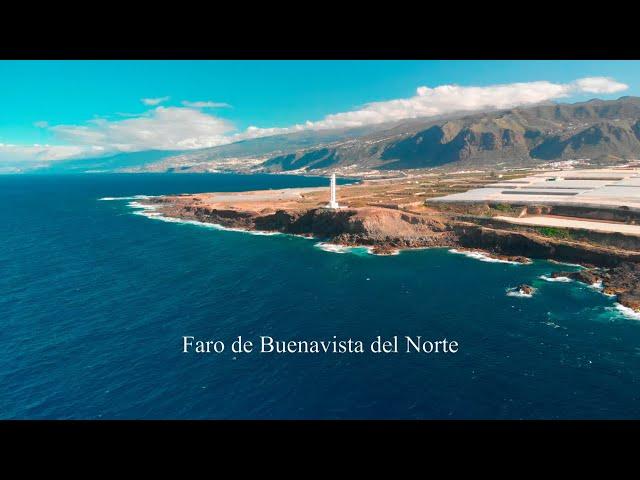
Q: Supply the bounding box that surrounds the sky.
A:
[0,60,638,167]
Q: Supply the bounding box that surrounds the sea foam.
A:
[613,303,640,321]
[506,291,533,298]
[448,249,524,265]
[314,242,374,255]
[99,195,154,201]
[589,280,604,290]
[539,275,573,283]
[548,259,584,268]
[506,287,535,298]
[126,200,281,236]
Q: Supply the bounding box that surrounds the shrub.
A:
[492,203,512,212]
[536,227,571,239]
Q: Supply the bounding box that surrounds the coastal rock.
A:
[616,291,640,311]
[517,284,534,295]
[370,244,399,255]
[501,254,531,264]
[552,262,640,311]
[602,262,640,311]
[552,269,603,285]
[507,284,535,297]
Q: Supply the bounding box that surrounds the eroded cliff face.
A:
[605,263,640,310]
[151,198,456,250]
[452,223,640,268]
[149,196,640,267]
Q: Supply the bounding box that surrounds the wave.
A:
[374,249,400,256]
[506,291,533,298]
[542,321,561,329]
[315,242,352,254]
[128,200,157,210]
[589,280,604,290]
[247,230,282,236]
[613,303,640,321]
[506,287,535,298]
[314,242,374,255]
[126,201,282,236]
[313,242,403,256]
[99,195,155,201]
[548,259,584,268]
[448,249,524,265]
[539,275,573,283]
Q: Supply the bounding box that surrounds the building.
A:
[325,173,341,209]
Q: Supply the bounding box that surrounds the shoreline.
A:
[118,189,640,313]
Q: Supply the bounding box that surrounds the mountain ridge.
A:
[37,96,640,174]
[259,96,640,173]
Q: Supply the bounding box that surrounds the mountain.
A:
[43,150,184,173]
[39,123,399,174]
[259,96,640,172]
[37,96,640,174]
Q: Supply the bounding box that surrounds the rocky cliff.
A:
[150,196,640,267]
[145,195,640,309]
[155,200,456,251]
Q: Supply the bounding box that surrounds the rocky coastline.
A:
[141,194,640,311]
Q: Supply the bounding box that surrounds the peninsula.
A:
[139,168,640,311]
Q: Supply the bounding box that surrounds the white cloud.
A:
[33,120,49,128]
[0,143,104,163]
[571,76,628,94]
[242,77,629,135]
[181,100,231,108]
[50,106,235,152]
[141,96,170,106]
[5,76,630,165]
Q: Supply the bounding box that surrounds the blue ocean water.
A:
[2,173,640,419]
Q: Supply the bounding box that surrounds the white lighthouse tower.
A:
[326,172,340,209]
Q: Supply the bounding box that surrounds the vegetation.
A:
[492,203,513,212]
[536,227,572,239]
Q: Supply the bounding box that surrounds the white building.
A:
[325,173,341,209]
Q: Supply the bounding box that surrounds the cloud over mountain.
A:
[1,76,629,165]
[244,77,629,135]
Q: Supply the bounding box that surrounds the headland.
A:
[138,167,640,311]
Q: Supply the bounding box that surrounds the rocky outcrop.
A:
[150,198,456,250]
[602,262,640,311]
[552,269,603,284]
[552,262,640,311]
[328,208,455,249]
[514,283,535,296]
[518,284,534,295]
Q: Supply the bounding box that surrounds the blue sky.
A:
[0,60,638,166]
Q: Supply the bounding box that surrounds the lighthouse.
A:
[326,173,340,209]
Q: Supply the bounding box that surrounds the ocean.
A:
[2,173,640,419]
